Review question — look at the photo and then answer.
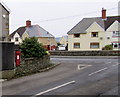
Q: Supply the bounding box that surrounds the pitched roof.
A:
[62,36,68,41]
[67,16,120,34]
[10,25,54,38]
[26,25,54,37]
[10,26,26,38]
[104,16,120,30]
[0,1,10,13]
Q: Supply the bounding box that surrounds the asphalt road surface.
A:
[2,56,119,97]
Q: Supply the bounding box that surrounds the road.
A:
[2,56,119,97]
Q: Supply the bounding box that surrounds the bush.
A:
[102,44,113,50]
[20,37,47,58]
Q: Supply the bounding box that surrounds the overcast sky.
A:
[2,0,120,37]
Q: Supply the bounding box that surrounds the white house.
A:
[10,20,57,50]
[67,8,120,51]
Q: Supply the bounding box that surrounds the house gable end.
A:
[86,22,104,32]
[14,32,20,38]
[22,31,29,40]
[106,20,120,31]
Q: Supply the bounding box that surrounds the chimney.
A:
[102,8,106,20]
[26,20,31,27]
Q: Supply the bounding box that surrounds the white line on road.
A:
[105,62,112,64]
[88,67,108,76]
[78,65,92,70]
[34,81,75,96]
[112,64,118,67]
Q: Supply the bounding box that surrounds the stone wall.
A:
[15,55,50,77]
[50,50,120,56]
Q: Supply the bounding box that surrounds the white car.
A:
[58,44,66,50]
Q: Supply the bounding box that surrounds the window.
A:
[74,34,80,38]
[74,43,80,48]
[91,32,98,37]
[107,37,110,39]
[112,43,120,48]
[90,43,99,48]
[113,31,120,37]
[15,37,18,42]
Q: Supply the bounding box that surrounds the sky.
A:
[1,0,120,37]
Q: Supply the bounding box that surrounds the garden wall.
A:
[50,50,120,56]
[15,55,50,77]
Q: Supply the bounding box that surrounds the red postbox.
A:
[15,51,21,66]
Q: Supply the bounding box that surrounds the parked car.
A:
[58,44,66,50]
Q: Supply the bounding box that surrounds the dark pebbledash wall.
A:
[50,50,120,56]
[0,42,15,70]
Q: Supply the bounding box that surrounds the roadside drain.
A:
[78,64,92,70]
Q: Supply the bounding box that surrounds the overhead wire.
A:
[11,7,119,27]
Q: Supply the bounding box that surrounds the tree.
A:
[20,37,47,58]
[57,42,61,46]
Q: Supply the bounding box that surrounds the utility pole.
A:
[47,32,51,51]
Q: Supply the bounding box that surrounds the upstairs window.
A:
[74,43,80,48]
[74,34,80,38]
[113,31,120,37]
[90,43,99,48]
[15,37,18,42]
[91,32,98,37]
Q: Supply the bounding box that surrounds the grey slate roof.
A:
[26,25,54,38]
[10,25,54,38]
[67,16,120,34]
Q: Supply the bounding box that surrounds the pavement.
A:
[101,86,119,95]
[50,55,119,59]
[0,79,7,82]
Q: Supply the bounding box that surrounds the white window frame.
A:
[74,43,80,48]
[112,43,120,48]
[15,37,19,42]
[91,32,98,37]
[74,34,80,38]
[112,31,120,37]
[90,43,99,48]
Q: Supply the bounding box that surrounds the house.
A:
[0,1,10,41]
[55,36,68,50]
[10,26,29,44]
[10,20,57,50]
[55,37,61,43]
[67,8,120,51]
[59,36,68,47]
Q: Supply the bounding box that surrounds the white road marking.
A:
[105,62,112,64]
[78,65,92,70]
[112,64,118,67]
[35,81,75,96]
[88,67,108,76]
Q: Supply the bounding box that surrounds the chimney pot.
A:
[102,8,106,20]
[26,20,31,27]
